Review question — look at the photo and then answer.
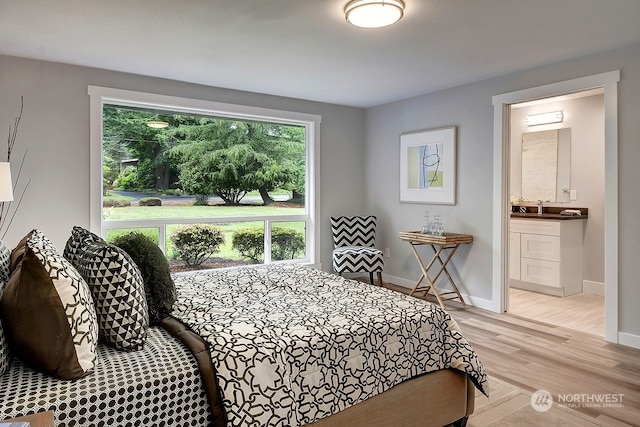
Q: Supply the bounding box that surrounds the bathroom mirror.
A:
[521,128,571,202]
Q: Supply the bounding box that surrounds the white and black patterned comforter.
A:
[171,264,488,427]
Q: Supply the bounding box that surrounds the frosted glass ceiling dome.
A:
[345,0,405,28]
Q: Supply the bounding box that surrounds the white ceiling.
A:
[2,0,640,108]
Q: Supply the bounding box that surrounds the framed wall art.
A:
[400,126,456,204]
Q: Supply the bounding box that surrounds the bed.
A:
[169,264,488,427]
[0,234,487,426]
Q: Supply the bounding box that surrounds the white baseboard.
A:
[382,273,495,311]
[383,273,414,289]
[583,280,604,296]
[618,332,640,350]
[460,294,495,311]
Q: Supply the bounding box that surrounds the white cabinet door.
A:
[521,233,561,262]
[521,258,561,287]
[510,218,584,295]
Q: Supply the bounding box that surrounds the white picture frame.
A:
[400,126,456,204]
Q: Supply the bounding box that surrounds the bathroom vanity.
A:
[509,207,587,297]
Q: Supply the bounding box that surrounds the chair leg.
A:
[369,272,374,286]
[377,271,383,287]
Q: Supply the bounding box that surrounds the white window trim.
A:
[88,85,321,268]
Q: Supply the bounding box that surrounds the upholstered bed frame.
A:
[308,369,474,427]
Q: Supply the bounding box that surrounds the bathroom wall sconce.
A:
[524,111,563,126]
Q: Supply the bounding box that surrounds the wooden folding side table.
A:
[399,231,473,309]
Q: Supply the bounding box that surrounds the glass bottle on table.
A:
[431,215,443,236]
[421,210,430,234]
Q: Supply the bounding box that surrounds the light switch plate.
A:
[570,189,577,200]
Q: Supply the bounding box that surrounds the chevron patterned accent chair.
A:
[330,215,384,286]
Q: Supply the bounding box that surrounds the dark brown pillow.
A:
[1,229,99,379]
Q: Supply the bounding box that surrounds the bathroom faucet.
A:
[537,200,544,215]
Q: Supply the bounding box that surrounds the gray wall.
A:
[366,83,496,304]
[0,54,367,273]
[365,43,640,338]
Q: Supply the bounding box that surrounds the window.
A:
[89,86,320,271]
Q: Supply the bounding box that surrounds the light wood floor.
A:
[383,283,640,426]
[508,287,605,336]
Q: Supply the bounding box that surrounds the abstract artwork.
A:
[400,126,456,204]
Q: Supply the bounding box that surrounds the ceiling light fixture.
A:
[524,111,563,126]
[345,0,405,28]
[146,121,169,129]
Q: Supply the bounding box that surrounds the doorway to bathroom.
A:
[506,89,605,337]
[491,71,620,344]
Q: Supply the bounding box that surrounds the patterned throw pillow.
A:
[63,226,105,267]
[76,241,149,351]
[1,229,99,380]
[0,239,10,283]
[0,240,11,376]
[0,318,8,376]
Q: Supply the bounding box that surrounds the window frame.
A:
[88,86,321,268]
